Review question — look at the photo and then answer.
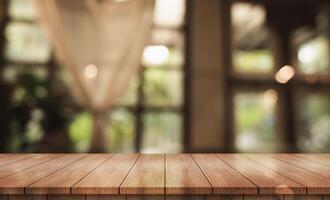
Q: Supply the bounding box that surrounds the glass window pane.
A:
[297,36,329,74]
[5,22,51,62]
[106,109,136,152]
[154,0,186,28]
[9,0,38,20]
[143,70,183,107]
[115,76,138,106]
[232,3,274,73]
[141,112,183,153]
[296,92,330,152]
[234,90,278,152]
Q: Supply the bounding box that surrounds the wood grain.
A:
[26,154,111,194]
[126,195,164,200]
[246,154,330,194]
[0,154,86,194]
[244,195,283,200]
[8,195,46,200]
[166,154,212,195]
[0,154,32,167]
[206,195,243,200]
[86,194,126,200]
[192,154,257,194]
[73,154,139,194]
[120,154,164,195]
[0,154,61,179]
[47,195,85,200]
[293,154,330,167]
[284,195,322,200]
[271,154,330,178]
[217,154,305,195]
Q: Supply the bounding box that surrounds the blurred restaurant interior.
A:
[0,0,329,153]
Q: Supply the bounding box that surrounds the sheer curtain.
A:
[32,0,155,152]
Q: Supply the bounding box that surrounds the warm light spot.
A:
[84,64,98,79]
[142,45,169,66]
[263,89,277,104]
[275,65,295,84]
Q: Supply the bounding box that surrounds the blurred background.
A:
[0,0,329,153]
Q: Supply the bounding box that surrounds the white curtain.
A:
[33,0,155,152]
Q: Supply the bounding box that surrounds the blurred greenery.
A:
[143,69,183,107]
[6,67,74,152]
[233,50,274,73]
[5,22,51,62]
[297,93,330,152]
[234,92,277,152]
[9,0,38,20]
[141,112,183,153]
[69,109,135,152]
[298,36,330,74]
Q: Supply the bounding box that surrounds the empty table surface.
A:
[0,153,329,196]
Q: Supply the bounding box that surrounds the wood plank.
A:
[293,154,330,167]
[217,154,305,195]
[126,195,164,200]
[47,195,85,200]
[244,195,283,200]
[271,154,330,178]
[0,154,61,179]
[120,154,164,195]
[246,154,330,194]
[192,154,257,194]
[165,154,212,195]
[206,195,243,200]
[284,195,322,200]
[73,154,139,194]
[26,154,112,194]
[86,194,126,200]
[8,195,46,200]
[0,195,6,200]
[166,195,205,200]
[0,155,33,168]
[0,154,86,194]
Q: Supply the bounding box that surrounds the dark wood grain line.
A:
[73,154,139,195]
[165,154,212,195]
[192,154,257,194]
[270,154,330,179]
[245,154,330,194]
[0,154,62,180]
[0,154,86,194]
[26,154,111,194]
[217,154,305,195]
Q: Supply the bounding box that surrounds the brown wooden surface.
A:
[120,154,164,195]
[192,154,257,194]
[246,154,330,194]
[294,154,330,167]
[217,154,305,194]
[166,154,211,195]
[26,154,111,194]
[0,154,329,196]
[271,154,330,178]
[73,154,138,194]
[0,154,85,194]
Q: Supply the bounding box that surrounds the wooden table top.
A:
[0,154,329,195]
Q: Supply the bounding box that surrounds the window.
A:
[228,1,330,152]
[2,0,52,152]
